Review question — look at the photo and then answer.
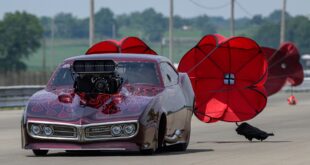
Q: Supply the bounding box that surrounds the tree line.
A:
[1,8,310,71]
[40,8,310,53]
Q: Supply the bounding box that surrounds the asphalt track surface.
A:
[0,92,309,165]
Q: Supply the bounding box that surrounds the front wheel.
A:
[32,150,48,156]
[168,117,191,152]
[168,141,189,151]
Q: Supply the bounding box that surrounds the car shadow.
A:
[27,148,214,157]
[157,148,214,156]
[196,140,292,144]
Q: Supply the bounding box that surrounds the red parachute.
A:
[262,43,304,96]
[85,36,157,55]
[178,34,268,123]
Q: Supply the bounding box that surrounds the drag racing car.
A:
[21,35,304,156]
[21,53,194,156]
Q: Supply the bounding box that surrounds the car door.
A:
[159,62,188,135]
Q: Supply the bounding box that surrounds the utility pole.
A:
[89,0,95,46]
[230,0,235,36]
[51,17,55,56]
[42,37,46,79]
[169,0,174,61]
[280,0,287,44]
[112,23,116,38]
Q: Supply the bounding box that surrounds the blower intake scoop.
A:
[72,60,123,95]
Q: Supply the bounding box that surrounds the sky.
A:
[0,0,310,19]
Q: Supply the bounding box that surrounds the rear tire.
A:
[32,150,48,156]
[157,115,166,152]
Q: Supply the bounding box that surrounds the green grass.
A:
[23,38,89,71]
[0,107,24,111]
[118,26,143,37]
[24,29,203,71]
[24,26,260,71]
[164,29,202,38]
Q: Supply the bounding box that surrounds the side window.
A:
[160,62,178,86]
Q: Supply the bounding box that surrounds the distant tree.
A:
[95,8,117,38]
[127,11,144,30]
[0,11,43,72]
[40,16,52,37]
[116,14,131,28]
[287,16,310,53]
[52,13,88,38]
[139,8,167,41]
[209,16,229,29]
[251,15,263,25]
[54,13,76,38]
[72,18,88,38]
[251,13,310,54]
[192,15,216,35]
[235,17,252,29]
[267,10,291,24]
[174,15,190,29]
[116,8,167,41]
[253,22,280,48]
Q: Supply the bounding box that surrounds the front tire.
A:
[32,150,48,156]
[168,115,191,152]
[140,115,166,155]
[156,115,166,152]
[169,141,189,151]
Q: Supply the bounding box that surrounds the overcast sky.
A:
[1,0,310,19]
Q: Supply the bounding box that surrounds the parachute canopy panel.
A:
[178,34,268,123]
[262,42,304,96]
[85,37,157,55]
[86,40,119,54]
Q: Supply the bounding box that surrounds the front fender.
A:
[139,96,164,127]
[21,109,28,149]
[137,96,165,150]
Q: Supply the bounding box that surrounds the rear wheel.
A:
[32,150,48,156]
[157,115,166,152]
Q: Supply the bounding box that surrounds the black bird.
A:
[236,122,274,141]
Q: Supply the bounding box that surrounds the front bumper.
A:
[22,119,156,151]
[26,120,139,142]
[25,141,140,151]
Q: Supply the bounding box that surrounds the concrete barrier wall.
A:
[0,85,45,107]
[0,78,309,108]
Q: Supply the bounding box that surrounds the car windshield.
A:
[50,61,161,87]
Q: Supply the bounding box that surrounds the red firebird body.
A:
[22,54,194,154]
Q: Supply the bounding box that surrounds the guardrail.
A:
[283,77,310,92]
[0,78,309,108]
[0,85,45,108]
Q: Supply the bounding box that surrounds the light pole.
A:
[169,0,174,61]
[89,0,95,46]
[280,0,287,44]
[230,0,235,36]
